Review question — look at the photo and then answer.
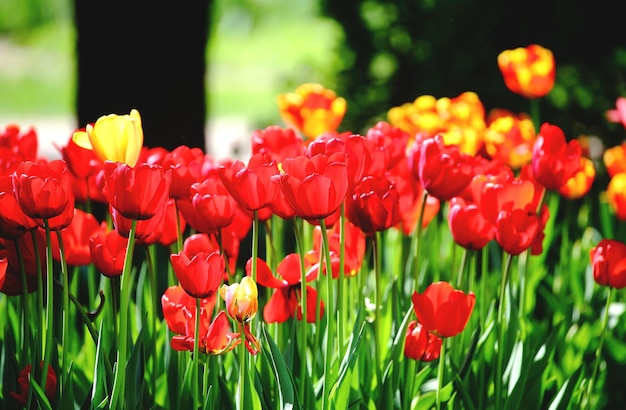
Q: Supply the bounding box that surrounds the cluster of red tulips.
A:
[1,43,626,409]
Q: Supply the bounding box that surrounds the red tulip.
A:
[250,255,322,323]
[590,239,626,289]
[495,208,540,256]
[0,230,46,295]
[51,208,101,266]
[409,135,474,201]
[404,321,442,362]
[182,232,238,278]
[171,250,224,299]
[448,197,494,250]
[531,123,582,191]
[0,124,37,175]
[12,159,73,220]
[278,153,349,221]
[11,362,56,407]
[176,177,238,233]
[364,121,410,175]
[161,285,217,336]
[411,281,475,338]
[306,220,366,278]
[171,310,241,355]
[0,175,37,239]
[307,133,370,189]
[89,226,128,277]
[56,131,101,179]
[102,161,172,220]
[162,145,204,199]
[217,153,280,211]
[251,125,305,163]
[346,175,402,234]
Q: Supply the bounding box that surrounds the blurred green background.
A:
[2,0,626,147]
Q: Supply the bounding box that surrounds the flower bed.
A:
[1,44,625,409]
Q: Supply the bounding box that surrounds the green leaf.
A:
[125,326,145,409]
[330,313,366,409]
[29,375,53,410]
[91,320,109,408]
[548,366,584,410]
[260,324,299,409]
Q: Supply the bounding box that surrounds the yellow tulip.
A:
[220,276,258,323]
[74,109,144,166]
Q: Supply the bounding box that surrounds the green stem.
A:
[40,219,55,397]
[251,210,259,282]
[320,218,335,410]
[495,252,514,409]
[585,287,614,409]
[456,247,470,291]
[338,203,346,356]
[55,230,71,394]
[373,231,383,384]
[530,98,541,132]
[110,218,137,410]
[193,297,201,409]
[292,218,308,401]
[436,338,446,410]
[16,239,31,363]
[238,322,247,410]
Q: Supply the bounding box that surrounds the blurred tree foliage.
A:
[319,0,626,147]
[0,0,71,36]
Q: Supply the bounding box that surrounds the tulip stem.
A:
[495,251,514,410]
[193,297,201,409]
[238,322,247,410]
[585,286,613,409]
[530,98,541,132]
[436,338,447,410]
[373,231,383,385]
[40,219,55,399]
[320,219,335,410]
[110,218,137,410]
[338,204,346,356]
[56,230,71,395]
[292,217,308,401]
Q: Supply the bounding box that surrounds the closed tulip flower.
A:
[171,250,225,299]
[102,161,171,220]
[346,175,402,234]
[277,83,347,139]
[497,44,555,99]
[278,153,349,222]
[12,159,73,220]
[220,276,258,323]
[448,197,494,250]
[89,226,128,277]
[76,109,143,166]
[411,281,475,338]
[217,153,280,211]
[409,135,474,202]
[176,177,238,233]
[606,173,626,221]
[590,239,626,289]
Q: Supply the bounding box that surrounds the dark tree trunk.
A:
[73,0,210,151]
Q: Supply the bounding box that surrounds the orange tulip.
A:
[558,157,595,199]
[603,142,626,178]
[607,173,626,220]
[484,109,536,169]
[497,44,555,99]
[277,83,347,139]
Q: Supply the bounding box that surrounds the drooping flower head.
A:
[74,109,144,166]
[497,44,555,99]
[277,83,347,139]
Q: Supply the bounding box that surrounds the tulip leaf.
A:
[28,376,52,410]
[126,325,145,409]
[330,312,365,409]
[92,319,109,408]
[548,366,583,410]
[260,324,299,409]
